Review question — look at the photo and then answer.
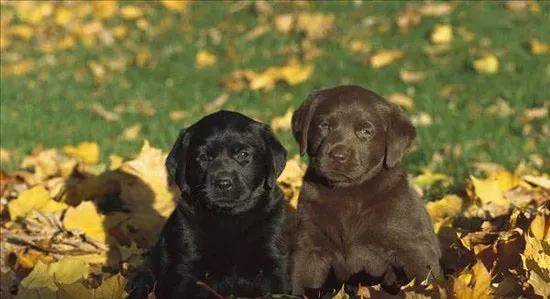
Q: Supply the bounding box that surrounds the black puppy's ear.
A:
[385,103,416,168]
[166,128,192,194]
[262,126,287,189]
[292,90,321,156]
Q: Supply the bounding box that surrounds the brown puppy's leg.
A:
[395,240,442,283]
[291,250,332,298]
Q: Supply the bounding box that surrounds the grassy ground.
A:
[1,1,549,186]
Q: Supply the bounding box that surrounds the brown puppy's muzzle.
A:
[327,144,351,168]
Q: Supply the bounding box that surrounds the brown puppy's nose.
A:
[328,146,348,163]
[215,178,233,191]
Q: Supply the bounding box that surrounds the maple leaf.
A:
[63,201,107,243]
[271,108,294,132]
[8,186,67,220]
[473,55,499,74]
[63,142,99,164]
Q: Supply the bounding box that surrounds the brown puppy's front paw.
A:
[304,287,321,299]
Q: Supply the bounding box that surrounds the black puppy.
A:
[150,111,289,298]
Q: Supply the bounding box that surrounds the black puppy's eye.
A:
[319,121,330,131]
[236,151,250,160]
[357,127,372,138]
[198,153,209,162]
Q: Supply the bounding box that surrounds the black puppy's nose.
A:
[215,178,233,191]
[329,147,347,163]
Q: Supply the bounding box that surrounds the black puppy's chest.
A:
[196,221,273,277]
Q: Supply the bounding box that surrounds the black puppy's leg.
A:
[291,250,332,298]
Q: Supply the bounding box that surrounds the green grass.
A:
[1,1,549,186]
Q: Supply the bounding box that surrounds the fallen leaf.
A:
[271,109,293,132]
[20,257,89,292]
[296,12,334,40]
[431,24,453,44]
[370,50,403,68]
[426,194,463,221]
[63,201,107,243]
[136,48,152,68]
[204,93,229,112]
[119,5,143,20]
[160,0,190,12]
[410,112,432,127]
[274,14,295,34]
[399,70,427,83]
[420,3,454,16]
[8,25,34,40]
[169,110,187,121]
[387,93,415,111]
[1,60,35,76]
[57,273,127,299]
[119,123,142,141]
[63,142,99,164]
[93,1,118,19]
[118,140,177,218]
[529,38,549,55]
[8,186,67,220]
[195,50,217,68]
[522,174,550,189]
[505,1,540,13]
[453,260,492,299]
[473,55,499,74]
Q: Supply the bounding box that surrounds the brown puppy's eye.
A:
[318,121,330,131]
[357,127,372,138]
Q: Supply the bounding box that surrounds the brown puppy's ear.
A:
[262,125,287,189]
[385,103,416,168]
[292,90,321,156]
[166,128,192,194]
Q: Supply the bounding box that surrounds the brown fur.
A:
[290,85,442,298]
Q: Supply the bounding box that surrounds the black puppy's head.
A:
[292,85,416,187]
[166,111,286,214]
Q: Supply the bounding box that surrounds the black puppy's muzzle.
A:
[213,175,233,191]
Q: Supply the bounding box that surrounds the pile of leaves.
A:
[0,140,548,298]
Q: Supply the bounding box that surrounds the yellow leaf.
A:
[279,63,313,85]
[8,25,34,40]
[16,2,53,25]
[119,140,176,218]
[277,155,306,209]
[370,50,403,68]
[399,70,426,84]
[453,260,492,299]
[63,201,107,243]
[119,5,143,20]
[529,38,549,55]
[470,175,510,209]
[431,24,453,44]
[54,7,74,26]
[111,25,128,39]
[20,262,56,290]
[160,0,190,12]
[136,48,152,68]
[529,213,549,241]
[64,142,99,164]
[274,14,295,34]
[57,35,76,50]
[473,55,498,74]
[109,154,124,170]
[426,194,463,221]
[195,50,217,68]
[528,270,550,298]
[271,108,293,132]
[1,60,34,76]
[47,257,89,285]
[387,93,415,111]
[93,1,118,19]
[296,12,335,40]
[57,273,126,299]
[8,186,67,220]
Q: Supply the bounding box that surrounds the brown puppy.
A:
[291,85,441,297]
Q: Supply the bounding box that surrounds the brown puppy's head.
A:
[292,85,416,187]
